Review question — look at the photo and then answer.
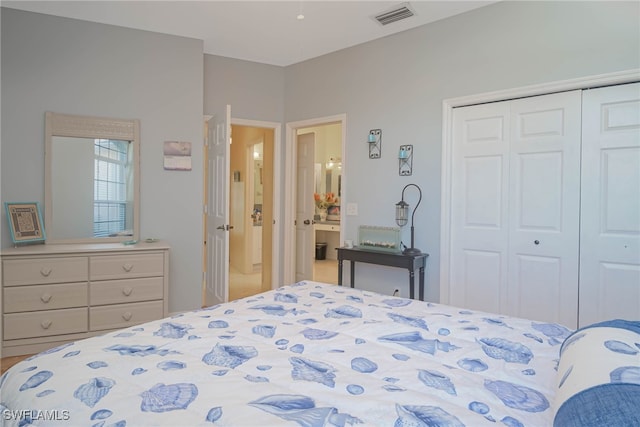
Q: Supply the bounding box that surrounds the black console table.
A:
[336,247,429,301]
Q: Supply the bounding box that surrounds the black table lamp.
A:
[395,183,422,255]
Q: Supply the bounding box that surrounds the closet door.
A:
[579,82,640,327]
[450,101,510,314]
[450,91,581,327]
[507,91,581,328]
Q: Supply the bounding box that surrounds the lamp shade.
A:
[395,200,409,227]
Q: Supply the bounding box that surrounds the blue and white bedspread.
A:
[1,281,570,426]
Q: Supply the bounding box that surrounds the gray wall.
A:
[2,2,639,309]
[1,8,204,312]
[204,55,285,124]
[203,54,285,282]
[284,1,640,300]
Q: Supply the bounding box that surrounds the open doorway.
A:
[203,114,280,306]
[297,124,342,285]
[228,124,275,300]
[282,114,346,285]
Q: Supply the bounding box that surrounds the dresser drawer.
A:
[4,282,88,313]
[3,257,88,286]
[90,253,164,280]
[90,301,163,331]
[90,277,163,306]
[4,308,88,340]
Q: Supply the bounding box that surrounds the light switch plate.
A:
[346,203,358,216]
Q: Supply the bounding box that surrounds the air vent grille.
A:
[374,3,415,26]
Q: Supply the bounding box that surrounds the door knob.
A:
[216,225,225,230]
[534,240,540,245]
[303,219,311,225]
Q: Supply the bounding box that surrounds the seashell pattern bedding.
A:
[0,281,570,426]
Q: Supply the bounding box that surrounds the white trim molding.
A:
[439,69,640,305]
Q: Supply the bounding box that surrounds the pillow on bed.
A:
[553,319,640,427]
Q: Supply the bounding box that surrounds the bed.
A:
[0,281,636,426]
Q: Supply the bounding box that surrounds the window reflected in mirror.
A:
[45,112,139,243]
[93,139,134,237]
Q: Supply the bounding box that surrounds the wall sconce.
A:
[399,144,413,176]
[395,183,422,255]
[368,129,381,159]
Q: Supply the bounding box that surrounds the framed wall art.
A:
[5,202,46,244]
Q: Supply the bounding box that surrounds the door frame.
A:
[284,114,347,284]
[439,69,640,305]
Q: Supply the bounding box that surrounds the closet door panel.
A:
[508,91,581,327]
[450,102,510,312]
[515,254,562,322]
[459,249,503,312]
[517,152,563,229]
[597,262,640,321]
[580,82,640,326]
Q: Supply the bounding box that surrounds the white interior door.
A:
[450,91,581,327]
[206,105,231,306]
[507,91,581,328]
[295,132,315,282]
[580,82,640,326]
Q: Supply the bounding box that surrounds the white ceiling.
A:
[2,0,496,66]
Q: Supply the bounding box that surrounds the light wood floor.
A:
[1,354,33,374]
[2,261,338,372]
[229,259,338,301]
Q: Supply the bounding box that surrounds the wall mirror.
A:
[45,112,140,243]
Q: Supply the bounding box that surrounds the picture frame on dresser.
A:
[4,202,46,244]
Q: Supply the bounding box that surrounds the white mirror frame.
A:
[44,111,140,244]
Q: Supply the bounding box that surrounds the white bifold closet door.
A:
[579,82,640,327]
[450,90,582,328]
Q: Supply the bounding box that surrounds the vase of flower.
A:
[314,192,338,222]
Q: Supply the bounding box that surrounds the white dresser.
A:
[1,241,169,356]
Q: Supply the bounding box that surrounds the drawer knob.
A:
[40,267,52,277]
[40,293,52,303]
[122,287,133,296]
[41,320,52,329]
[122,312,133,321]
[122,263,134,272]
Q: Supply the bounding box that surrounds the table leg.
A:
[419,267,425,301]
[350,260,355,288]
[338,259,343,287]
[409,269,415,300]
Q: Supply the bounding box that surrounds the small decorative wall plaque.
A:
[163,141,192,171]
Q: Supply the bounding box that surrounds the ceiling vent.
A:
[374,3,415,26]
